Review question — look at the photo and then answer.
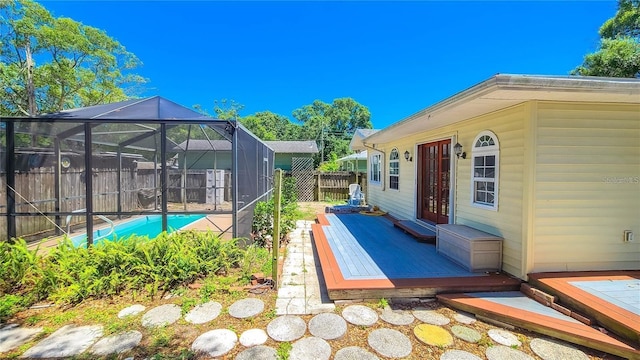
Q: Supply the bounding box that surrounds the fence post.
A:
[272,168,282,289]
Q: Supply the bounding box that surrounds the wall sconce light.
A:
[404,150,412,162]
[453,142,466,159]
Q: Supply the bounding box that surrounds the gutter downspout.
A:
[362,142,385,191]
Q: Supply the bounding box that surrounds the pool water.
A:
[71,214,206,246]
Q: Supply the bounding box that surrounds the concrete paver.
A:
[20,324,103,358]
[0,324,42,353]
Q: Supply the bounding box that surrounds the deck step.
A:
[437,291,640,360]
[393,220,436,243]
[528,271,640,347]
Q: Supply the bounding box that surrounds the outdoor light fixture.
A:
[60,156,71,169]
[404,150,412,162]
[453,142,466,159]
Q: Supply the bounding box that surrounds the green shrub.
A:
[252,175,299,248]
[0,238,42,294]
[0,294,26,321]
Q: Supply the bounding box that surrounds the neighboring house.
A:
[337,151,368,172]
[264,141,318,171]
[352,74,640,280]
[175,140,317,171]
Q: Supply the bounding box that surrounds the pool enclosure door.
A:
[417,140,450,224]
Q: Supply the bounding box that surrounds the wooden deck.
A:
[528,271,640,346]
[438,291,640,359]
[312,213,520,300]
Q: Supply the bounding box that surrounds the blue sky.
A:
[42,1,616,129]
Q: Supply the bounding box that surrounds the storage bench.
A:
[436,224,503,272]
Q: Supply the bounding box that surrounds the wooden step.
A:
[393,220,436,243]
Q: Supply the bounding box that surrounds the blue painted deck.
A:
[569,279,640,315]
[322,213,478,280]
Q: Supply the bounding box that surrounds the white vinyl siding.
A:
[532,102,640,272]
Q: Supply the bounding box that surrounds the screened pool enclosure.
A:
[0,97,274,245]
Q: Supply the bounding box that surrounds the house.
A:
[174,140,317,172]
[353,74,640,280]
[337,150,368,172]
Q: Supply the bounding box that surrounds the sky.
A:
[41,1,617,130]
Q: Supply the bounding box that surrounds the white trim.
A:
[389,148,400,190]
[369,152,382,185]
[470,130,500,211]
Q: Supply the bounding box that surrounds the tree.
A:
[241,111,300,141]
[293,98,372,165]
[0,0,146,116]
[572,0,640,78]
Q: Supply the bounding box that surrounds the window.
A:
[389,149,399,190]
[471,131,499,210]
[370,153,381,183]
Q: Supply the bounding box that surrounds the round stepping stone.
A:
[487,328,522,347]
[191,329,237,357]
[380,309,415,326]
[118,304,145,319]
[290,337,331,360]
[184,301,222,324]
[0,324,43,353]
[486,345,535,360]
[414,324,453,347]
[441,349,483,360]
[454,311,476,325]
[309,313,347,340]
[412,309,450,325]
[266,315,306,342]
[368,328,412,358]
[141,304,181,328]
[236,345,278,360]
[21,324,103,358]
[342,305,378,326]
[240,328,268,347]
[451,325,481,343]
[90,330,142,356]
[228,298,264,319]
[335,346,381,360]
[530,338,589,360]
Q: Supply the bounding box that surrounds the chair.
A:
[348,184,365,206]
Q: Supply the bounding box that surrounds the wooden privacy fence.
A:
[314,171,367,202]
[0,168,231,241]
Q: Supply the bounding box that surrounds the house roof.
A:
[338,150,368,162]
[264,141,318,154]
[365,74,640,145]
[174,140,318,154]
[349,128,380,151]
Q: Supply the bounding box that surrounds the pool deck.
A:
[312,212,521,300]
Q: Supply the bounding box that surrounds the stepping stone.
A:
[342,305,378,326]
[184,301,222,324]
[0,324,42,353]
[240,328,268,347]
[191,329,237,357]
[118,304,145,318]
[228,298,264,319]
[21,324,103,358]
[414,324,454,347]
[89,330,142,356]
[380,309,415,326]
[266,315,306,342]
[308,313,347,340]
[368,328,412,358]
[486,345,535,360]
[451,325,482,343]
[529,338,589,360]
[441,349,482,360]
[290,337,331,360]
[454,311,476,325]
[141,304,181,328]
[236,345,278,360]
[412,309,450,325]
[487,328,522,347]
[334,346,381,360]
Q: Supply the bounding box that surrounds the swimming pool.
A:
[71,214,206,247]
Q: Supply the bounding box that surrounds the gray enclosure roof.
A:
[175,140,318,154]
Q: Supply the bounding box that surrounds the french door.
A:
[417,140,451,224]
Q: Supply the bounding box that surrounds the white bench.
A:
[436,224,503,272]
